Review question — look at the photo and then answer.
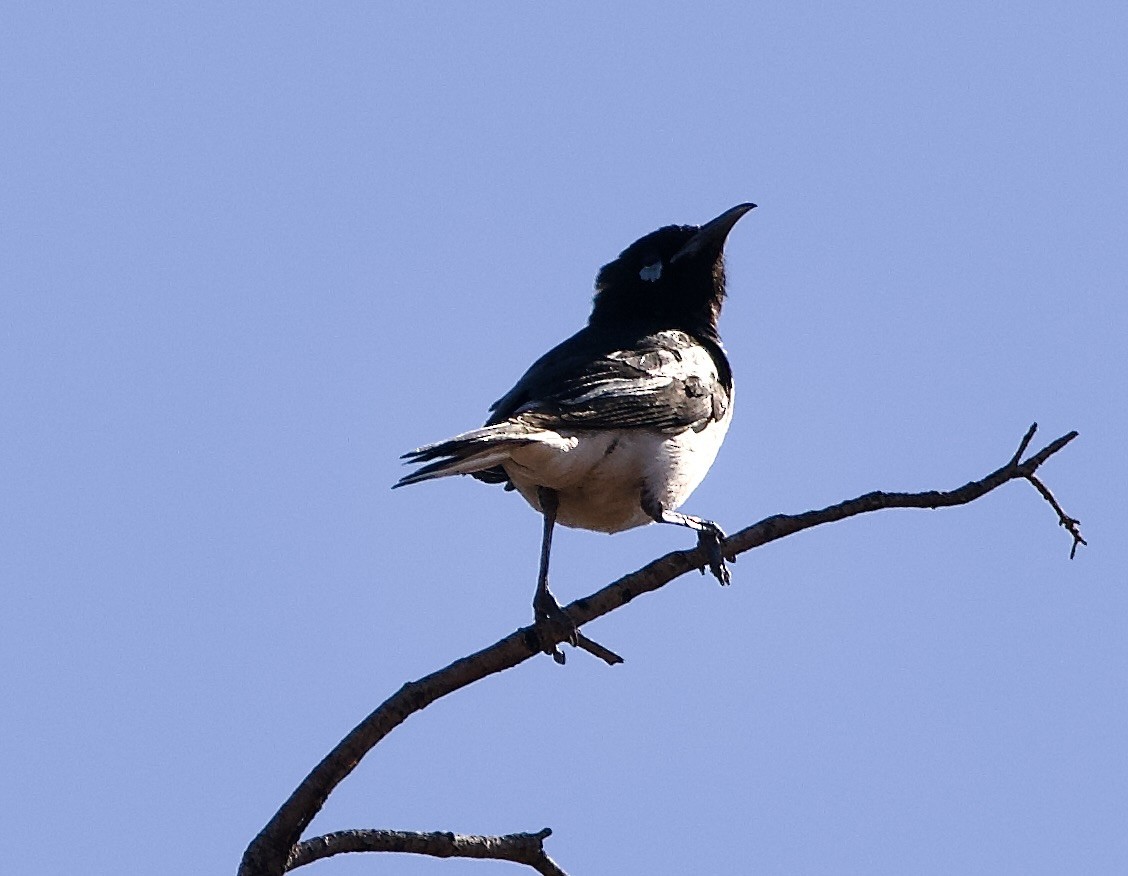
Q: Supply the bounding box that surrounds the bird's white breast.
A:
[502,384,734,533]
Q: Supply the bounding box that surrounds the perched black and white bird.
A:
[395,203,755,662]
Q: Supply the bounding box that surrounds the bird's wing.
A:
[489,329,730,434]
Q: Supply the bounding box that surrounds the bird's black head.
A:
[589,203,755,341]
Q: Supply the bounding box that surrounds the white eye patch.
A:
[639,261,662,282]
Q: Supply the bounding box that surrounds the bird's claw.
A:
[533,590,579,663]
[698,524,731,585]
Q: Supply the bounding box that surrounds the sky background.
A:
[3,4,1126,875]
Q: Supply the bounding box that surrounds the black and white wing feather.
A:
[396,328,732,490]
[489,328,731,433]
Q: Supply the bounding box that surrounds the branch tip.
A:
[1010,422,1039,467]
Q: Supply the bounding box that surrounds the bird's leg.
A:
[641,495,732,585]
[529,487,625,666]
[533,486,577,664]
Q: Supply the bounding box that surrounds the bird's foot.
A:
[533,589,579,665]
[697,522,731,586]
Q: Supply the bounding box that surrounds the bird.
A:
[394,203,755,663]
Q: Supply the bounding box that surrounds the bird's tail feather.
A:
[394,422,544,488]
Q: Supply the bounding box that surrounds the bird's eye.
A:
[639,261,662,282]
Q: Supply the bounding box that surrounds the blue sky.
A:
[3,4,1125,874]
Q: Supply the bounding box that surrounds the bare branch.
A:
[289,828,566,876]
[239,425,1081,876]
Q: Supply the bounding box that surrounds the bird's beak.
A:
[671,202,756,263]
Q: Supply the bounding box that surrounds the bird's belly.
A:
[502,404,733,534]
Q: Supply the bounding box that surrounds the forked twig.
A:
[1025,472,1087,559]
